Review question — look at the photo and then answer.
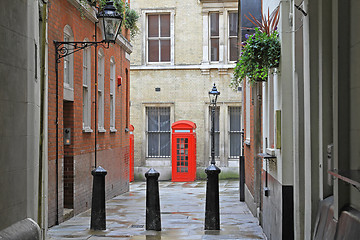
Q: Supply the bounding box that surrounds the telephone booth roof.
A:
[129,124,134,131]
[171,120,196,130]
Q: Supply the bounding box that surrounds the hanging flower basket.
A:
[231,7,281,87]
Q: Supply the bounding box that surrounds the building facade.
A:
[130,0,242,180]
[47,0,132,227]
[242,0,360,239]
[0,0,46,237]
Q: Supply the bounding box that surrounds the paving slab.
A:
[47,180,265,239]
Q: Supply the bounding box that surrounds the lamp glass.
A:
[97,1,123,42]
[209,84,220,105]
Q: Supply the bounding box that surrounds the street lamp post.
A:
[205,83,221,230]
[53,1,122,230]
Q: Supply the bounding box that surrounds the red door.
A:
[129,125,134,182]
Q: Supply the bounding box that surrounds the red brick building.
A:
[47,0,132,226]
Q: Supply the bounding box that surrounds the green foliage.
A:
[80,0,125,27]
[81,0,139,38]
[231,28,280,87]
[124,3,140,38]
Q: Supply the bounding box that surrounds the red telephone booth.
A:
[129,124,134,182]
[171,120,197,182]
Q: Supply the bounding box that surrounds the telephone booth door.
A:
[129,125,134,182]
[171,120,196,182]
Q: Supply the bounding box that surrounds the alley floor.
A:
[48,180,266,239]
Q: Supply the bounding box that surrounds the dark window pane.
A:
[229,12,238,36]
[148,133,159,156]
[215,132,220,157]
[159,107,170,131]
[230,133,241,156]
[147,107,158,131]
[160,40,170,62]
[210,13,219,36]
[160,132,170,156]
[230,38,238,61]
[214,107,220,131]
[148,40,159,62]
[148,15,159,37]
[160,14,170,37]
[211,39,219,61]
[230,107,241,131]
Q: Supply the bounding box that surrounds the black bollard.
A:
[145,168,161,231]
[239,156,245,202]
[90,166,107,230]
[205,164,221,230]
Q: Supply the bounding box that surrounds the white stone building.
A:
[257,0,360,239]
[130,0,242,180]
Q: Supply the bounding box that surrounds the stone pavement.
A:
[48,180,266,239]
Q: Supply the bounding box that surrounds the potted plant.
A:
[232,7,280,87]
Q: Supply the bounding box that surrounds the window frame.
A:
[209,12,220,62]
[146,106,171,158]
[245,80,251,141]
[143,9,175,65]
[63,25,74,101]
[209,106,220,158]
[97,49,106,132]
[201,5,238,65]
[109,57,116,132]
[228,11,238,63]
[228,106,242,158]
[82,42,92,132]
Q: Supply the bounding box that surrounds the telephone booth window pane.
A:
[176,138,189,173]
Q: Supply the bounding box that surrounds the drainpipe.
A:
[55,41,59,226]
[38,0,48,234]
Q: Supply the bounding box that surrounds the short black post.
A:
[205,164,221,230]
[145,168,161,231]
[90,166,107,230]
[239,156,245,202]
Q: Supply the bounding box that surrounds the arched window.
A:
[63,25,74,101]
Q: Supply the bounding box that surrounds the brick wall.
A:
[48,0,131,227]
[243,83,257,197]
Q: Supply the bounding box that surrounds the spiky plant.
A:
[231,7,281,87]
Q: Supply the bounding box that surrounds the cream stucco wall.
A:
[130,0,241,180]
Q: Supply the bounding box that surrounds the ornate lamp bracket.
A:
[54,40,110,62]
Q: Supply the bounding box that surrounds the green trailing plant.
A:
[80,0,125,27]
[124,3,140,38]
[80,0,139,38]
[231,7,281,87]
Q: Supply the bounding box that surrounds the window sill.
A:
[110,127,117,133]
[82,127,93,133]
[98,127,106,133]
[265,148,276,156]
